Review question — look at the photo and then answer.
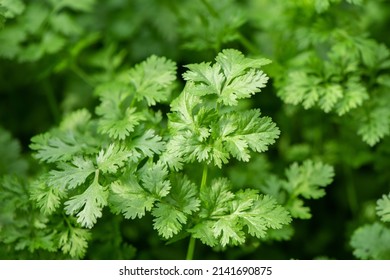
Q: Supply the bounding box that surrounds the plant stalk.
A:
[186,236,196,260]
[186,164,209,260]
[200,164,208,193]
[237,32,260,55]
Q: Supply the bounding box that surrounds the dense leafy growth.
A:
[1,0,390,260]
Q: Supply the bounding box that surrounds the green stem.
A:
[71,64,95,87]
[42,81,60,123]
[200,0,218,17]
[186,164,209,260]
[200,164,208,193]
[345,166,358,215]
[237,32,260,55]
[186,236,196,260]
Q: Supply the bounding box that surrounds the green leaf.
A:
[350,223,390,260]
[139,161,171,198]
[288,199,312,219]
[97,106,146,140]
[169,88,204,133]
[59,108,92,131]
[165,50,277,169]
[49,12,82,36]
[0,127,28,175]
[48,157,95,190]
[183,49,270,106]
[284,160,334,200]
[96,144,131,174]
[335,78,368,116]
[0,25,25,58]
[261,160,334,219]
[199,178,234,218]
[357,105,390,146]
[189,221,219,247]
[377,194,390,223]
[218,109,280,161]
[21,3,49,33]
[42,32,65,54]
[128,129,165,160]
[165,109,279,169]
[152,204,187,240]
[152,175,200,239]
[178,0,245,51]
[30,110,96,163]
[318,84,343,113]
[30,133,85,163]
[192,178,290,247]
[278,64,368,116]
[0,0,25,18]
[30,178,66,215]
[212,216,246,246]
[58,227,91,259]
[129,55,177,106]
[0,176,57,254]
[64,172,108,228]
[215,49,272,79]
[109,178,156,219]
[238,192,292,239]
[109,162,170,219]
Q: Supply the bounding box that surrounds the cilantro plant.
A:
[1,0,390,260]
[25,49,301,259]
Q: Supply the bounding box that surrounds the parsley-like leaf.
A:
[128,129,165,161]
[377,194,390,223]
[96,144,131,174]
[152,175,200,239]
[30,177,66,215]
[109,178,156,219]
[97,101,146,140]
[357,105,390,146]
[350,223,390,259]
[129,55,177,106]
[64,171,108,228]
[58,226,91,259]
[109,162,171,219]
[48,157,95,190]
[284,160,334,200]
[183,49,270,106]
[217,109,280,161]
[191,178,290,247]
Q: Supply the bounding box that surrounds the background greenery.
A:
[0,0,389,260]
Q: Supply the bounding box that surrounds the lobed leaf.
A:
[48,157,95,190]
[152,175,200,239]
[350,223,390,259]
[284,160,334,200]
[377,194,390,223]
[58,227,91,259]
[30,178,66,215]
[30,133,85,163]
[96,144,132,174]
[129,55,177,106]
[128,130,165,160]
[64,172,108,228]
[109,179,156,219]
[192,178,291,247]
[183,49,270,106]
